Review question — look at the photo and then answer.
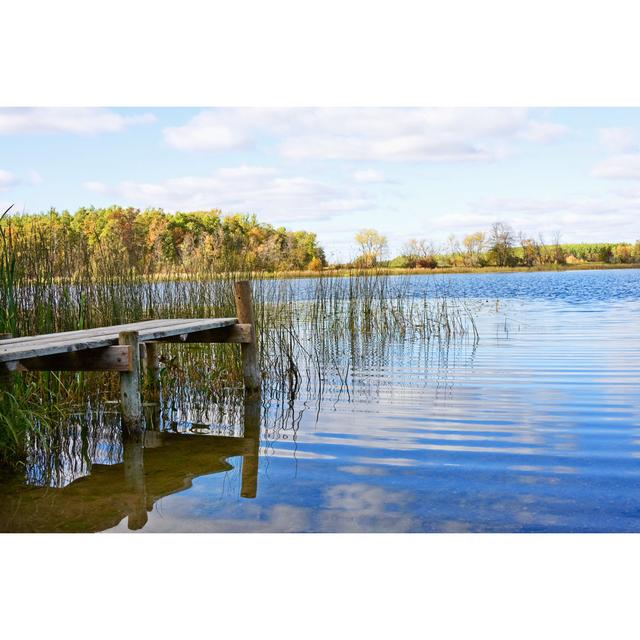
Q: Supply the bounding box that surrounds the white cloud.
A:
[215,165,277,178]
[352,169,386,183]
[592,154,640,180]
[598,127,636,153]
[518,120,568,143]
[0,168,44,192]
[162,108,297,152]
[429,193,640,243]
[280,132,495,163]
[275,108,540,162]
[0,108,155,135]
[84,166,371,222]
[163,111,248,150]
[0,170,19,191]
[162,107,566,161]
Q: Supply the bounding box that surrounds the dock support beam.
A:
[233,281,261,395]
[118,330,143,438]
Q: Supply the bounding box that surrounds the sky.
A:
[1,107,640,262]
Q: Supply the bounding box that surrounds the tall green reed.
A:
[0,205,17,336]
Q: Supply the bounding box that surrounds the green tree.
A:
[488,222,516,267]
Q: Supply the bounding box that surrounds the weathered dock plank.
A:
[0,318,238,362]
[0,319,186,347]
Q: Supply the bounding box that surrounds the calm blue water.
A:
[2,269,639,532]
[109,269,640,532]
[290,267,640,303]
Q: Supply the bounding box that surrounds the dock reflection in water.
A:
[0,399,261,533]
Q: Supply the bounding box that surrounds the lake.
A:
[1,268,639,532]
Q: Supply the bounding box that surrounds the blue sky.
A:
[1,107,640,261]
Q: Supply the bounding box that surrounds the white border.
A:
[2,534,639,639]
[2,1,640,637]
[3,0,640,106]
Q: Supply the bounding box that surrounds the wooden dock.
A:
[0,281,261,437]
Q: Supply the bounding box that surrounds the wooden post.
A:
[234,283,261,496]
[240,395,261,499]
[118,330,143,438]
[0,334,14,386]
[123,440,148,530]
[0,366,12,386]
[233,281,261,395]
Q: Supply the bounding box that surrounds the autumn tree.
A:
[444,234,465,266]
[403,238,437,268]
[516,232,545,267]
[354,228,387,267]
[462,231,486,267]
[612,243,634,263]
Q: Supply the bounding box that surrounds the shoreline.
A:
[243,262,640,280]
[125,262,640,283]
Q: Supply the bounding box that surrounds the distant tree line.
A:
[4,208,638,278]
[348,223,640,269]
[2,206,327,276]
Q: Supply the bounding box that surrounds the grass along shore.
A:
[252,261,640,279]
[144,261,640,283]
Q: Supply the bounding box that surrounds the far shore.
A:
[312,262,640,278]
[135,261,640,282]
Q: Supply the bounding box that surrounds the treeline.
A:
[349,224,640,269]
[2,206,327,275]
[3,209,638,279]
